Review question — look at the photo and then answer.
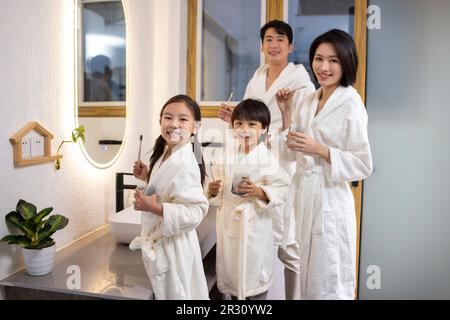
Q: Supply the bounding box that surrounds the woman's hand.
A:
[218,104,234,123]
[276,89,295,131]
[134,190,163,216]
[237,177,269,202]
[286,132,331,162]
[276,88,295,114]
[208,180,222,197]
[133,160,149,181]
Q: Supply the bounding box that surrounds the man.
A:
[218,20,315,300]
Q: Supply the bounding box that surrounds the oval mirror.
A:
[75,0,127,168]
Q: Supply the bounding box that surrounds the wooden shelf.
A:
[10,121,62,168]
[14,155,62,167]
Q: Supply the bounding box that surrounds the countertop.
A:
[0,226,153,300]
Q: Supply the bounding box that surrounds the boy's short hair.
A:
[309,29,358,87]
[260,20,293,44]
[231,99,271,130]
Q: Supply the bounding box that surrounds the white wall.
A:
[0,0,186,280]
[360,0,450,299]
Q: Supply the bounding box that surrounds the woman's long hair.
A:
[147,95,206,185]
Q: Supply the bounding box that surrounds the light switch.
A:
[21,138,31,159]
[30,137,44,158]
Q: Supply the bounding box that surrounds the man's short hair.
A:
[260,20,293,44]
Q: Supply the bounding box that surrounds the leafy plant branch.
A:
[55,125,86,170]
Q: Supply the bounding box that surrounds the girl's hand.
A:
[133,160,149,181]
[276,88,295,115]
[208,180,222,197]
[286,132,330,162]
[218,104,234,123]
[237,178,269,202]
[134,190,163,216]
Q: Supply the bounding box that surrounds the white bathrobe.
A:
[244,62,316,131]
[280,85,373,299]
[209,142,290,299]
[129,142,209,300]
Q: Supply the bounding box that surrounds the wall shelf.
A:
[13,155,63,167]
[9,121,61,167]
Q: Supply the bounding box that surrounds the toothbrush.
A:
[291,85,307,92]
[227,92,234,102]
[209,143,216,181]
[137,135,143,162]
[209,161,215,181]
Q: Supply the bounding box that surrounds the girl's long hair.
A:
[147,95,206,185]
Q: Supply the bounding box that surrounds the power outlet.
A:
[30,136,44,158]
[21,138,31,159]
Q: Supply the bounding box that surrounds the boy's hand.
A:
[237,177,269,202]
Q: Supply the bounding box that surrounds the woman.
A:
[276,29,373,299]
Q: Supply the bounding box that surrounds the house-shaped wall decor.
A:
[9,121,62,167]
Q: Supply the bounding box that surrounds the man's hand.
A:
[218,104,234,123]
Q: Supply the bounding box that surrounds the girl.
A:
[130,94,209,300]
[276,29,373,299]
[208,99,290,300]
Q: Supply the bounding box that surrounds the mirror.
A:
[75,0,127,167]
[200,0,262,102]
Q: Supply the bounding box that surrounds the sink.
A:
[108,205,217,258]
[108,206,141,244]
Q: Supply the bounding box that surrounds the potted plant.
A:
[1,199,69,276]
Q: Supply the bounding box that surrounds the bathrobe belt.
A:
[232,203,252,300]
[129,227,164,262]
[282,156,325,249]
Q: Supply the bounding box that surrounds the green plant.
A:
[1,199,69,249]
[55,125,85,170]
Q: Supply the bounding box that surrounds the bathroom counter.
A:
[0,226,153,300]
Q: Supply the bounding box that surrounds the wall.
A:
[359,0,450,299]
[0,0,186,280]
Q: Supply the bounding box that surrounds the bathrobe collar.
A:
[313,85,358,125]
[255,63,301,101]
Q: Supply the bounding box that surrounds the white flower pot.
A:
[22,245,56,276]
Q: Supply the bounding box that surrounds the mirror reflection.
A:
[76,0,127,166]
[288,0,355,86]
[200,0,262,102]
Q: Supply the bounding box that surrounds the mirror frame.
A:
[74,0,129,169]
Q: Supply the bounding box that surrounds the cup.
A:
[287,123,305,145]
[231,173,249,196]
[289,123,305,133]
[128,185,148,207]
